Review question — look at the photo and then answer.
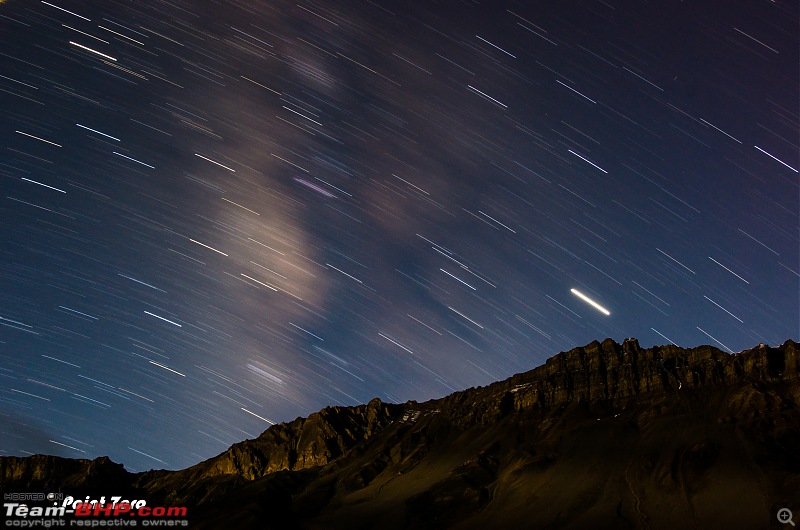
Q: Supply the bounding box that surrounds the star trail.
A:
[0,0,797,471]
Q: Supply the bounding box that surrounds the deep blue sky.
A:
[0,0,797,471]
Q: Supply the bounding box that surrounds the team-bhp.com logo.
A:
[3,494,189,526]
[74,503,187,518]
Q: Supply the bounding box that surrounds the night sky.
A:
[0,0,797,472]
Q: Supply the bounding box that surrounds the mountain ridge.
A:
[2,337,798,529]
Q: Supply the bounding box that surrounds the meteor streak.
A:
[570,288,611,315]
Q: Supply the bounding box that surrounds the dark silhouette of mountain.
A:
[2,338,798,529]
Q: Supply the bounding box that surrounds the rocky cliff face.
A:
[117,396,399,505]
[434,338,798,426]
[0,454,128,491]
[198,397,398,479]
[1,338,798,529]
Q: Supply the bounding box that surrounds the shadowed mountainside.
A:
[2,338,799,529]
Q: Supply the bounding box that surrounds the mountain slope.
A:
[2,338,798,529]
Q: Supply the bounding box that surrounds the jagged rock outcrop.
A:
[116,396,399,505]
[2,339,798,529]
[495,338,798,415]
[201,397,397,479]
[435,338,798,427]
[0,455,130,491]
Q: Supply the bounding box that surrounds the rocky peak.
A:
[125,394,400,504]
[198,396,398,480]
[434,338,798,427]
[0,454,128,491]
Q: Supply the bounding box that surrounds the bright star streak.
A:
[149,361,186,377]
[753,145,798,173]
[241,408,275,425]
[570,288,611,315]
[76,123,120,141]
[69,41,116,61]
[144,311,183,327]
